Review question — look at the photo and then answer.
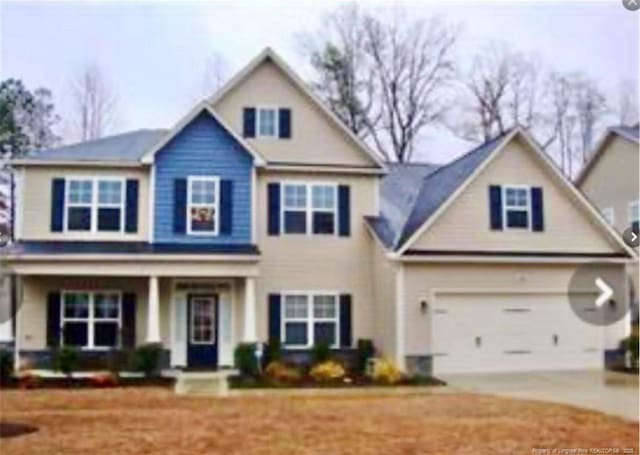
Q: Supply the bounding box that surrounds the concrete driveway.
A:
[441,370,639,421]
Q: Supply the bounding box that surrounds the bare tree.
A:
[573,77,607,163]
[451,44,541,142]
[300,5,458,163]
[196,51,229,100]
[617,79,639,126]
[70,63,117,141]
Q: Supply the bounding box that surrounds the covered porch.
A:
[7,250,260,372]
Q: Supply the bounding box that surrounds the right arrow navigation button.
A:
[623,227,639,248]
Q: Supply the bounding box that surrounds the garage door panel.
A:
[431,294,604,374]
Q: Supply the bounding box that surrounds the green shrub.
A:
[0,349,13,385]
[135,343,163,378]
[356,339,375,375]
[234,343,259,377]
[54,346,80,378]
[311,341,331,364]
[263,339,283,365]
[620,334,639,366]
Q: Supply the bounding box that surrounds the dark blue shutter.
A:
[267,183,281,236]
[220,179,233,235]
[122,293,136,348]
[243,108,256,138]
[279,108,291,139]
[338,185,351,237]
[339,294,352,348]
[51,179,65,232]
[489,185,503,230]
[531,187,544,232]
[125,179,139,233]
[173,179,187,234]
[268,294,281,343]
[47,292,61,347]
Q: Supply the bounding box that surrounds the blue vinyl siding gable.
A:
[154,111,253,244]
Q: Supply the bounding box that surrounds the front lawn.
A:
[0,388,637,454]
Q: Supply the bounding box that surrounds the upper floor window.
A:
[62,291,121,349]
[630,201,639,233]
[257,107,278,138]
[282,182,337,235]
[187,176,219,235]
[503,186,530,229]
[66,178,124,232]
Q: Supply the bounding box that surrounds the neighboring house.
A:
[576,124,639,323]
[1,48,635,376]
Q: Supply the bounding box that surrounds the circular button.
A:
[623,226,639,248]
[623,0,640,11]
[568,262,630,326]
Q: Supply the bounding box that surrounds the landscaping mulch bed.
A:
[0,377,173,390]
[229,374,445,389]
[0,387,637,454]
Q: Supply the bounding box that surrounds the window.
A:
[282,293,338,348]
[630,201,639,233]
[503,186,530,229]
[66,178,124,232]
[257,107,278,138]
[187,176,219,235]
[190,297,216,344]
[62,291,121,349]
[601,207,615,226]
[282,182,337,235]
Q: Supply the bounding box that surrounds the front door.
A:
[187,294,218,369]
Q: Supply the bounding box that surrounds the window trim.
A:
[189,296,217,345]
[629,201,639,225]
[64,176,126,234]
[601,207,615,226]
[280,291,340,349]
[186,176,220,236]
[502,184,532,231]
[280,181,338,236]
[60,290,123,350]
[255,106,280,139]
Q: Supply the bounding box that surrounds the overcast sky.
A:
[1,0,638,163]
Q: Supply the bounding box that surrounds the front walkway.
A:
[440,370,639,422]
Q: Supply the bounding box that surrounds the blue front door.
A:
[187,294,218,369]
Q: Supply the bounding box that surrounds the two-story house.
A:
[577,124,639,325]
[2,49,635,376]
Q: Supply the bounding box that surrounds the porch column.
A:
[243,277,257,342]
[146,276,161,344]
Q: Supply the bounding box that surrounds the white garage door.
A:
[431,294,604,374]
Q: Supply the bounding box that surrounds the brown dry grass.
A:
[0,387,637,454]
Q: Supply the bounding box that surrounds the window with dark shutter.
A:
[243,108,256,138]
[489,185,503,230]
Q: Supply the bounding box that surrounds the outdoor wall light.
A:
[420,300,428,313]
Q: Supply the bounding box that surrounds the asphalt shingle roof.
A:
[27,129,168,162]
[370,129,512,250]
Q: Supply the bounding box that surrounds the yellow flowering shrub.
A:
[309,360,346,383]
[370,358,403,385]
[264,361,301,384]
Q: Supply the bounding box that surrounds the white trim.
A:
[265,164,385,175]
[601,207,615,226]
[12,159,142,168]
[208,47,386,171]
[189,295,217,345]
[394,265,405,370]
[280,180,338,236]
[394,254,633,264]
[186,176,220,236]
[255,105,280,139]
[395,127,637,259]
[60,290,123,350]
[15,167,25,240]
[250,168,257,243]
[576,128,639,186]
[140,102,265,166]
[280,291,340,349]
[5,253,260,262]
[64,176,126,234]
[502,184,532,231]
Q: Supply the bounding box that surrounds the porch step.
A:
[174,370,237,397]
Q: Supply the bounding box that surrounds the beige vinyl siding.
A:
[254,170,378,343]
[579,135,639,235]
[402,262,628,355]
[18,165,150,241]
[18,276,171,351]
[370,241,397,358]
[213,59,377,168]
[410,136,620,253]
